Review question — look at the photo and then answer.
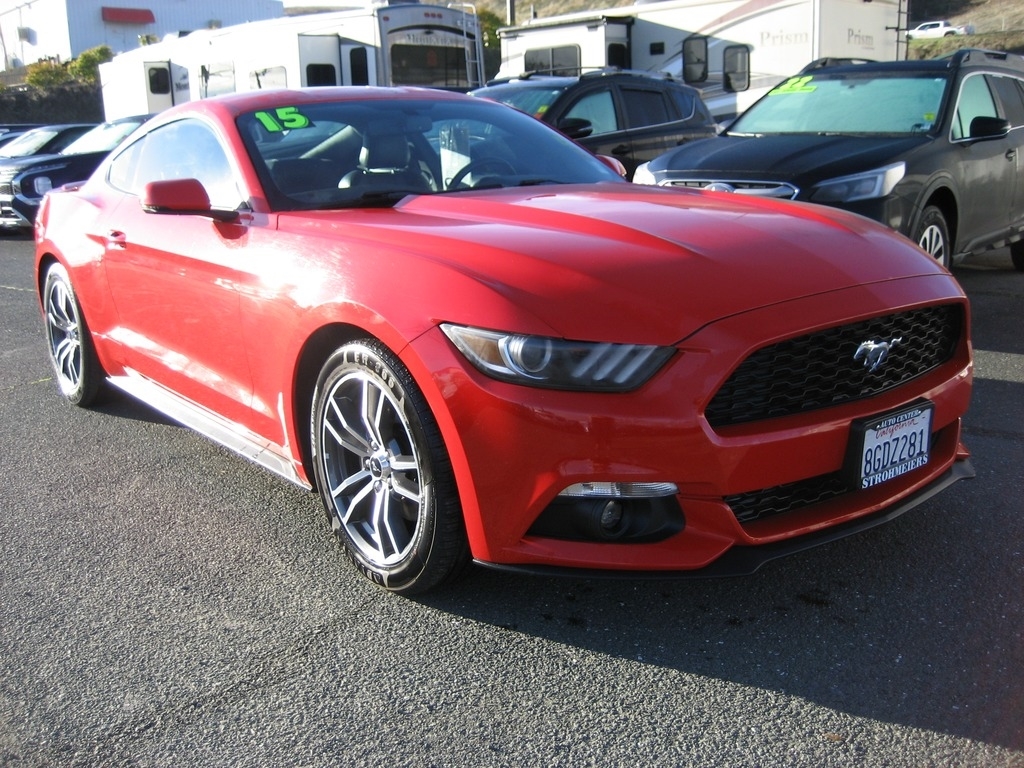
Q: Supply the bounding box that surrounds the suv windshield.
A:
[730,72,951,136]
[482,85,568,118]
[0,128,59,158]
[62,120,143,155]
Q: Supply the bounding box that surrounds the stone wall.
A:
[0,82,104,125]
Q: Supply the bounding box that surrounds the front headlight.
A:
[809,162,905,204]
[441,324,674,391]
[632,162,657,185]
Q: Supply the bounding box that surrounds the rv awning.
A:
[101,7,156,24]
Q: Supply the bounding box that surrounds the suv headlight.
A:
[442,324,674,391]
[809,162,905,204]
[632,163,657,185]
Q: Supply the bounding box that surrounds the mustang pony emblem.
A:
[854,337,903,372]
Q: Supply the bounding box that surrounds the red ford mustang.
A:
[35,87,974,594]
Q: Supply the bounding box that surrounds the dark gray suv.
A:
[635,49,1024,271]
[470,70,718,180]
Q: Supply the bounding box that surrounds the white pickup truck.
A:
[907,20,974,39]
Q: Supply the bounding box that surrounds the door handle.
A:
[105,230,126,248]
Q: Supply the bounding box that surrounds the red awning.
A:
[101,7,155,24]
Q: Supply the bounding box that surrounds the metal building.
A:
[0,0,284,71]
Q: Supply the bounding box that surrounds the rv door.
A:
[145,62,176,113]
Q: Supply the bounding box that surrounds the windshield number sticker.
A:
[771,75,817,95]
[254,107,311,132]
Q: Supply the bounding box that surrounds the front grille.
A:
[0,182,12,196]
[725,472,849,524]
[706,304,962,427]
[665,180,798,199]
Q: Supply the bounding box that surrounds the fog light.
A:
[599,500,623,531]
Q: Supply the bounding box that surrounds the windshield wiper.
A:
[319,190,415,210]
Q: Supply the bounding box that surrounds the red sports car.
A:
[35,87,974,594]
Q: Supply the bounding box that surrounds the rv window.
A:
[148,67,170,95]
[306,64,337,87]
[349,48,369,86]
[201,62,236,98]
[251,67,288,90]
[608,44,628,69]
[524,46,580,77]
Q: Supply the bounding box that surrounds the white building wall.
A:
[0,0,284,71]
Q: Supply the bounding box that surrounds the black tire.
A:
[913,205,951,268]
[310,340,468,594]
[42,262,104,407]
[1010,240,1024,272]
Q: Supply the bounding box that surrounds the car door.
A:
[557,84,634,173]
[613,82,690,172]
[100,117,256,429]
[948,72,1018,252]
[989,73,1024,234]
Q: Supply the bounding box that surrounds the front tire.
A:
[311,340,468,594]
[913,206,951,268]
[1010,240,1024,272]
[42,262,104,406]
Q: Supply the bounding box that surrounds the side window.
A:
[951,73,998,141]
[107,119,241,208]
[990,75,1024,127]
[619,86,673,128]
[564,88,620,135]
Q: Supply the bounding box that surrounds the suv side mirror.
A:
[558,117,594,140]
[969,116,1010,140]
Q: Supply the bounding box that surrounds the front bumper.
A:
[406,274,972,574]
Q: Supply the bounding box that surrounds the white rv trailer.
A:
[100,1,486,120]
[497,0,905,117]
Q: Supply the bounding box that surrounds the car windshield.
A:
[474,85,568,119]
[62,120,143,155]
[0,128,59,157]
[729,71,950,136]
[239,96,623,211]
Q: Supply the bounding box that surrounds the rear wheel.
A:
[42,262,104,406]
[311,340,468,594]
[913,206,951,268]
[1010,240,1024,271]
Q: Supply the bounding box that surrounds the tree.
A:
[25,60,72,87]
[69,45,113,84]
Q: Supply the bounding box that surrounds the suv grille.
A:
[665,180,798,199]
[705,304,963,427]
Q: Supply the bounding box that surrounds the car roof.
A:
[802,48,1024,77]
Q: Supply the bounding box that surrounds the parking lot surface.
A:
[1,233,1021,767]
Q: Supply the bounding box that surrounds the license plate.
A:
[848,402,933,490]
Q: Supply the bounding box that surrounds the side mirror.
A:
[141,178,239,222]
[596,155,628,177]
[969,115,1010,140]
[682,36,708,84]
[558,117,594,140]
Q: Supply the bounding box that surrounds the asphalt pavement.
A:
[1,232,1021,767]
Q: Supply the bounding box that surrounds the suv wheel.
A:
[913,206,950,268]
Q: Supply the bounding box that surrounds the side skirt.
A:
[108,371,311,490]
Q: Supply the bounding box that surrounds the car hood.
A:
[279,184,948,345]
[650,134,928,191]
[0,151,63,173]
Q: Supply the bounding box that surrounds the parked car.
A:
[907,20,974,40]
[634,49,1024,271]
[35,87,973,594]
[469,70,718,179]
[0,114,148,231]
[0,123,96,160]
